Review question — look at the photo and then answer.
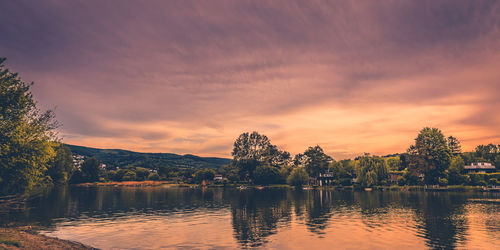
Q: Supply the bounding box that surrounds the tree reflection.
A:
[1,186,498,249]
[230,189,291,247]
[302,190,335,234]
[409,192,468,249]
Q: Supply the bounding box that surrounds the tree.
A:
[193,169,216,183]
[386,157,402,171]
[219,164,240,182]
[81,157,100,182]
[148,172,160,180]
[0,58,58,193]
[232,131,272,162]
[295,145,333,178]
[287,167,309,187]
[253,164,280,185]
[135,167,150,181]
[356,156,388,187]
[47,143,74,185]
[475,144,498,162]
[447,156,467,185]
[231,131,290,181]
[158,166,179,178]
[121,170,137,181]
[407,127,452,185]
[447,136,461,155]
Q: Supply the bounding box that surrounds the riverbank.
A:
[72,181,500,192]
[74,180,172,187]
[0,228,96,250]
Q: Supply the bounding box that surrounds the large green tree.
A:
[253,164,281,185]
[0,58,59,193]
[287,167,309,187]
[80,157,101,182]
[295,145,333,178]
[475,144,498,162]
[407,127,452,185]
[447,136,461,155]
[231,131,290,181]
[356,155,388,187]
[47,143,74,185]
[447,156,467,185]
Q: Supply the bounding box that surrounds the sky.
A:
[1,0,499,159]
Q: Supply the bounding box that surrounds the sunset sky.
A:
[1,0,499,159]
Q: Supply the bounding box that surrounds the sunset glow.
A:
[1,0,499,158]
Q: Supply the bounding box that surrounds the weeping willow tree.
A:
[356,155,388,187]
[0,58,59,193]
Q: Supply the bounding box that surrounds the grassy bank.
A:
[74,180,173,187]
[0,228,96,250]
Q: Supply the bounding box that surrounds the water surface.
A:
[2,186,499,249]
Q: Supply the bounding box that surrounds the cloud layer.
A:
[1,0,499,158]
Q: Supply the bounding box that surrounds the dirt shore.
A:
[0,228,96,250]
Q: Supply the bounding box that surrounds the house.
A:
[213,175,223,182]
[314,170,335,186]
[464,162,496,174]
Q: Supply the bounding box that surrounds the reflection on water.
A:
[1,186,499,249]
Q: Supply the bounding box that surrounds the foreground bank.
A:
[0,228,96,250]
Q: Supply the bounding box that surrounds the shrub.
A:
[397,176,406,186]
[122,171,137,181]
[469,173,487,186]
[287,167,309,187]
[487,173,500,179]
[193,169,216,184]
[148,172,160,180]
[340,178,352,186]
[438,177,448,186]
[477,180,488,186]
[488,178,499,185]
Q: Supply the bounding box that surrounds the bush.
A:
[438,177,448,186]
[340,178,352,186]
[193,169,216,184]
[397,176,406,186]
[148,172,160,180]
[488,178,499,185]
[469,173,487,186]
[487,172,500,179]
[477,180,488,186]
[287,167,309,187]
[122,170,137,181]
[135,167,150,181]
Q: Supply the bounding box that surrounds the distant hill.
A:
[65,144,231,169]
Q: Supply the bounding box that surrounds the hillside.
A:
[66,144,231,169]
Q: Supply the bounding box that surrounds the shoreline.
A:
[72,181,499,192]
[0,227,96,250]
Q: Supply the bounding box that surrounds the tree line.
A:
[221,130,500,187]
[1,57,499,193]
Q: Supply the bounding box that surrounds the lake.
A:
[1,186,499,249]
